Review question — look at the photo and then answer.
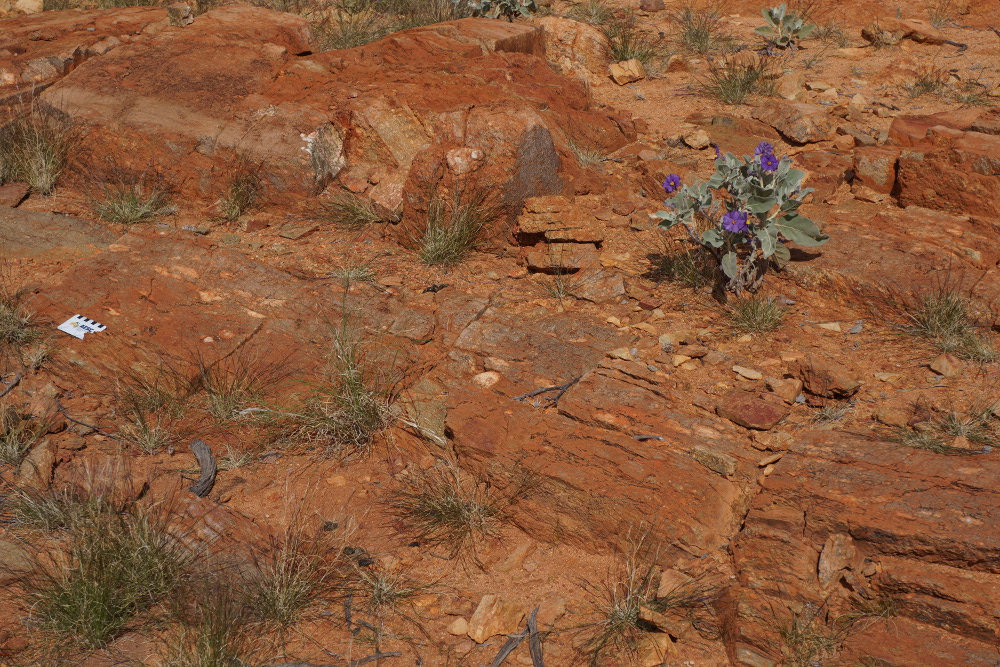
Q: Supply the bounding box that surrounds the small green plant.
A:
[728,296,787,333]
[565,0,611,25]
[567,139,608,167]
[113,357,193,453]
[651,247,717,289]
[0,286,41,356]
[889,404,997,455]
[903,290,998,363]
[418,184,503,266]
[654,143,828,294]
[350,561,420,623]
[928,0,955,27]
[388,461,506,559]
[0,110,73,195]
[0,404,45,466]
[755,4,815,50]
[838,593,899,626]
[325,192,397,230]
[331,261,377,285]
[812,22,849,46]
[904,72,945,98]
[9,486,116,532]
[811,400,853,424]
[467,0,536,21]
[673,6,724,53]
[602,11,666,67]
[163,583,259,667]
[699,56,777,105]
[24,506,187,648]
[243,526,342,631]
[91,161,172,225]
[298,317,391,457]
[774,607,842,666]
[578,537,658,666]
[218,158,264,222]
[196,349,293,422]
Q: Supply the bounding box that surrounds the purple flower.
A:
[663,174,682,193]
[712,143,722,160]
[754,141,774,157]
[722,210,749,234]
[760,153,779,172]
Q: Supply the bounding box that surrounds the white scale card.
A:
[57,314,107,340]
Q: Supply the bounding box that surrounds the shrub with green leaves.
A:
[654,142,828,294]
[755,4,815,49]
[466,0,536,21]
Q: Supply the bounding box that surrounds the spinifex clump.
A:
[653,141,829,294]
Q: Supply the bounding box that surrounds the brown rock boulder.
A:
[789,355,860,399]
[729,430,1000,665]
[716,390,790,431]
[751,103,837,144]
[34,8,634,229]
[852,146,900,195]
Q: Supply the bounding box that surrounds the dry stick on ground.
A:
[0,372,22,398]
[54,396,121,440]
[513,376,582,406]
[187,438,217,497]
[488,607,544,667]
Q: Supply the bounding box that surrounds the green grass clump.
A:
[0,404,45,466]
[0,111,73,195]
[218,158,264,222]
[388,462,505,559]
[651,247,717,289]
[196,351,292,423]
[298,319,391,457]
[727,296,786,334]
[0,287,41,354]
[418,185,503,266]
[774,608,842,667]
[672,6,724,53]
[904,290,998,363]
[324,193,396,230]
[25,507,187,648]
[579,540,659,666]
[163,584,259,667]
[699,56,777,105]
[93,179,171,225]
[565,0,611,25]
[890,404,998,455]
[243,527,342,631]
[602,11,666,67]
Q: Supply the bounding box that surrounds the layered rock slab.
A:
[729,430,1000,666]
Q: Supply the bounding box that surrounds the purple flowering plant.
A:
[654,140,828,293]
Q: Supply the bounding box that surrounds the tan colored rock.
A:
[929,353,963,378]
[447,617,469,636]
[13,0,42,13]
[818,533,858,590]
[732,365,763,380]
[467,595,524,643]
[536,594,566,627]
[16,439,55,490]
[682,128,711,149]
[636,632,676,666]
[752,102,837,144]
[536,16,608,83]
[472,371,501,388]
[766,377,802,403]
[609,58,646,85]
[775,71,805,100]
[657,568,695,598]
[790,355,860,398]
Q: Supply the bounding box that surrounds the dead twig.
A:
[527,607,545,667]
[0,372,22,399]
[348,653,402,667]
[513,376,582,406]
[54,397,121,440]
[187,438,217,497]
